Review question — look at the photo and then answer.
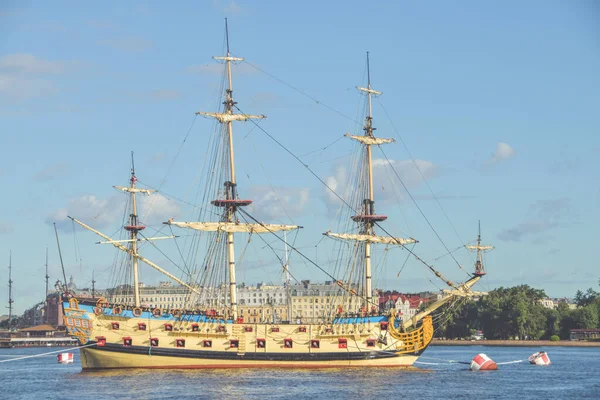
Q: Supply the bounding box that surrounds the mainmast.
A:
[165,20,299,321]
[465,220,494,276]
[361,52,378,309]
[325,53,416,312]
[223,19,240,321]
[7,252,13,331]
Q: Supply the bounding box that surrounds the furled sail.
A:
[344,133,395,146]
[356,86,382,96]
[324,231,417,245]
[165,220,300,234]
[465,244,494,251]
[196,111,266,123]
[113,186,155,195]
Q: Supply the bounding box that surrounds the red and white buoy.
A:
[470,353,498,371]
[57,352,74,364]
[529,351,551,366]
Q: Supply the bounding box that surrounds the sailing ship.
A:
[63,22,484,369]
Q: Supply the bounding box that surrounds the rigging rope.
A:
[377,146,470,277]
[141,114,198,222]
[0,343,97,363]
[241,59,361,125]
[377,99,475,275]
[234,103,457,290]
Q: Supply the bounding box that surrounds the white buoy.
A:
[470,353,498,371]
[57,352,74,364]
[528,351,551,366]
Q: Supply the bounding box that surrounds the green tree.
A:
[477,285,547,340]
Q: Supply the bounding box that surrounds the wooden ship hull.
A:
[64,299,433,370]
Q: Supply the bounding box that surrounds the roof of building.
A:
[20,324,56,332]
[379,294,427,309]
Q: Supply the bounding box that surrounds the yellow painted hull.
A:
[64,299,433,370]
[80,347,421,369]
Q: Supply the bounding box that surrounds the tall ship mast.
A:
[62,22,484,370]
[325,53,417,315]
[465,221,494,276]
[7,252,13,331]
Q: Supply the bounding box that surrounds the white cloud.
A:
[0,53,66,74]
[0,221,14,235]
[498,198,570,242]
[247,186,310,222]
[48,192,180,232]
[33,163,70,182]
[486,142,515,165]
[0,53,68,100]
[48,194,123,231]
[323,158,439,212]
[323,165,348,212]
[138,194,180,225]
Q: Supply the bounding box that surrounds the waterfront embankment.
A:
[431,339,600,347]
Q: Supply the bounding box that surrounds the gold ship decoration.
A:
[63,21,484,369]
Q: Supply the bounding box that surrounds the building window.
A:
[176,339,185,348]
[284,338,293,348]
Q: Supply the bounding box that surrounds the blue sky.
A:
[1,1,598,313]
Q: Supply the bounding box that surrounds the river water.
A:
[0,345,598,399]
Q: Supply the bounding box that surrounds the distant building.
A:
[378,292,431,322]
[539,298,577,310]
[0,324,77,347]
[570,329,600,341]
[289,280,362,323]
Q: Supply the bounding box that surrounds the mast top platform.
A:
[351,214,388,222]
[211,199,253,207]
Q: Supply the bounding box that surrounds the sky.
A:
[1,1,599,314]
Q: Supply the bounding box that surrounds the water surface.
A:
[1,345,598,399]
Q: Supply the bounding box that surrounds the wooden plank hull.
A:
[64,299,432,370]
[80,346,422,369]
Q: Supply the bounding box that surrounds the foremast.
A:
[465,220,494,276]
[69,156,190,304]
[165,20,298,321]
[112,153,154,307]
[324,53,417,312]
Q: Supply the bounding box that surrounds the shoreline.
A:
[431,339,600,347]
